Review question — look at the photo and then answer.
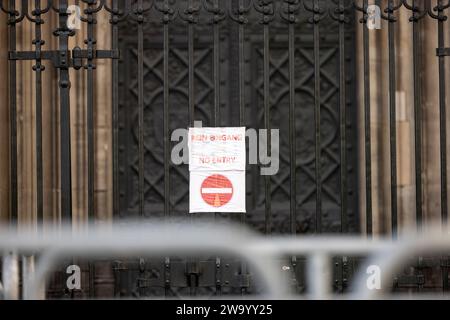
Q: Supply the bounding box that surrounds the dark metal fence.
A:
[2,0,450,297]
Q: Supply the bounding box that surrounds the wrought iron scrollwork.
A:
[402,0,428,22]
[329,0,352,24]
[381,0,402,22]
[203,0,226,24]
[254,0,275,25]
[280,0,300,24]
[428,0,450,20]
[104,0,131,23]
[303,0,328,24]
[179,0,200,24]
[229,0,252,25]
[128,0,153,23]
[155,0,178,24]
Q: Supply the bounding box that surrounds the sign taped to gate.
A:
[188,127,246,171]
[189,127,246,213]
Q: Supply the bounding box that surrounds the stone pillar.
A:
[92,8,115,298]
[94,8,113,225]
[356,1,413,236]
[69,14,88,229]
[16,17,36,227]
[357,1,448,235]
[394,6,416,233]
[421,13,441,225]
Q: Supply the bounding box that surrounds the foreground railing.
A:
[0,222,449,300]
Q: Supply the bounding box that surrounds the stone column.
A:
[356,1,414,236]
[394,5,416,233]
[421,12,441,225]
[94,8,113,225]
[16,17,36,227]
[357,1,448,235]
[69,14,88,229]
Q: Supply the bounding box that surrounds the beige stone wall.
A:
[0,8,113,229]
[356,1,449,236]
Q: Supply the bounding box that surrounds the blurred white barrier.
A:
[0,222,449,300]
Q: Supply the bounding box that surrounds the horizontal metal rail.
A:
[0,222,450,300]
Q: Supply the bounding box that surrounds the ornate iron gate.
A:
[114,0,358,297]
[3,0,450,298]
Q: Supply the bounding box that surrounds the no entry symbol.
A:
[201,174,233,207]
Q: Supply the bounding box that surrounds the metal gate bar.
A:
[285,0,299,288]
[137,0,145,218]
[110,0,120,218]
[58,0,73,223]
[34,0,45,226]
[410,0,424,229]
[435,0,449,226]
[387,0,399,237]
[311,0,323,233]
[85,0,96,222]
[357,0,373,236]
[337,0,348,234]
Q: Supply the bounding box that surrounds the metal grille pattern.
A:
[2,0,450,297]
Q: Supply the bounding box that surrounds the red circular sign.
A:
[201,174,233,207]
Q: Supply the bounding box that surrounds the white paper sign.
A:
[189,171,246,213]
[189,127,246,171]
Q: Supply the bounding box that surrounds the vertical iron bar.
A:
[289,22,296,239]
[313,0,321,233]
[59,0,73,223]
[238,2,245,127]
[212,0,222,296]
[86,1,96,223]
[436,0,449,294]
[34,0,44,227]
[137,0,144,217]
[238,0,247,295]
[288,9,298,292]
[163,2,170,220]
[437,0,448,226]
[112,0,119,217]
[264,11,271,235]
[412,0,423,229]
[163,1,171,297]
[388,0,398,237]
[363,0,372,236]
[339,0,347,233]
[85,1,97,298]
[187,0,196,296]
[338,0,347,293]
[188,3,195,126]
[213,2,220,126]
[187,0,197,297]
[9,0,18,227]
